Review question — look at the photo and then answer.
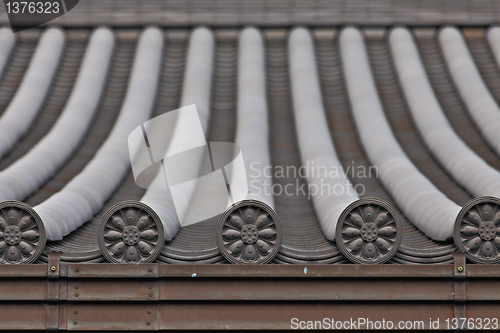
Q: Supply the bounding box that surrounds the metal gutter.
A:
[0,252,498,330]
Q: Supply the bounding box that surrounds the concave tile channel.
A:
[0,30,38,117]
[265,29,346,264]
[0,30,85,170]
[315,29,455,264]
[41,30,188,263]
[158,29,236,264]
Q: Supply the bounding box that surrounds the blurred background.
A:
[2,0,499,28]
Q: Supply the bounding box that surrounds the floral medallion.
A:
[454,196,500,264]
[98,201,164,264]
[336,198,402,264]
[0,201,46,264]
[217,200,282,264]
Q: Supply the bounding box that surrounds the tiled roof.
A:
[1,22,500,265]
[2,0,500,27]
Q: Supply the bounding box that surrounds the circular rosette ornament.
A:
[454,196,500,264]
[98,201,164,264]
[336,198,402,264]
[0,201,46,264]
[217,200,282,264]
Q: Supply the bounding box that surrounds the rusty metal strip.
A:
[61,263,456,279]
[1,261,500,330]
[67,303,158,330]
[454,251,467,332]
[46,304,59,332]
[158,302,453,330]
[68,280,159,301]
[47,252,62,281]
[466,264,500,277]
[46,252,62,331]
[159,264,455,278]
[0,280,47,301]
[67,263,159,278]
[58,303,68,331]
[0,303,47,330]
[159,278,453,301]
[0,264,47,277]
